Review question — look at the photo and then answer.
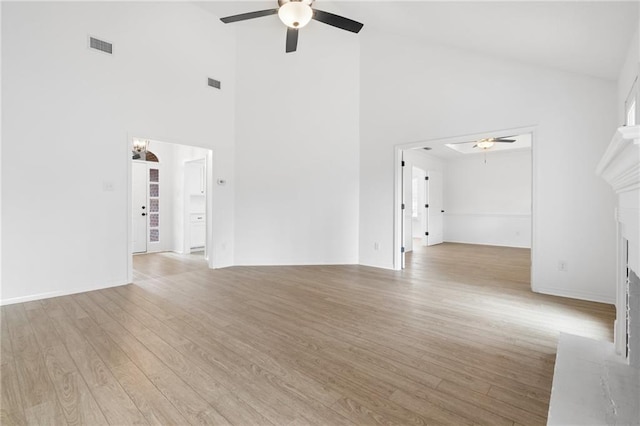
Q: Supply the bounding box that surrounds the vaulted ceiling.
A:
[200,1,638,80]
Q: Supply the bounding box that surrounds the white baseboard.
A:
[533,285,615,305]
[357,262,397,271]
[444,239,531,249]
[0,279,129,306]
[233,257,359,267]
[212,260,234,269]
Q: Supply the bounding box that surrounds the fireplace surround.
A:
[548,125,640,424]
[597,125,640,362]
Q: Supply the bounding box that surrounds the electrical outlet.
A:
[558,261,568,272]
[374,242,380,251]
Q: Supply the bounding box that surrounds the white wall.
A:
[360,30,617,303]
[1,2,236,304]
[444,150,531,248]
[233,18,360,265]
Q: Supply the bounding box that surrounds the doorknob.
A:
[141,213,146,216]
[142,206,146,209]
[441,210,445,213]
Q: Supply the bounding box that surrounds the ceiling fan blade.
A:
[312,9,364,33]
[220,9,278,24]
[493,139,516,143]
[448,140,476,145]
[286,28,298,53]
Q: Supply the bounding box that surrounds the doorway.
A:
[395,127,535,280]
[127,137,214,281]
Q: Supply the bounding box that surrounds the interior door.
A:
[427,170,444,246]
[184,159,207,253]
[132,162,147,253]
[419,169,428,247]
[400,155,406,269]
[403,161,413,253]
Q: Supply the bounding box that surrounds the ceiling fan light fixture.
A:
[476,140,495,149]
[278,1,313,28]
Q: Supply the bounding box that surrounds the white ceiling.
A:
[199,1,638,80]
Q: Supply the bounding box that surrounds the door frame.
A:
[126,135,215,283]
[393,126,537,282]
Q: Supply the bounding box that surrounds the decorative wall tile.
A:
[149,214,159,227]
[149,168,159,183]
[149,183,159,197]
[149,199,159,212]
[150,228,159,242]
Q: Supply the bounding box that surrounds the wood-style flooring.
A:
[1,243,615,425]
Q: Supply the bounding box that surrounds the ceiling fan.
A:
[450,136,517,150]
[219,0,364,53]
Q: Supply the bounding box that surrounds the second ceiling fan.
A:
[219,0,364,53]
[450,136,517,150]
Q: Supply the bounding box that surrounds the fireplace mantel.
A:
[596,125,640,193]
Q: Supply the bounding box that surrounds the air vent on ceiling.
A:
[89,36,113,55]
[208,78,221,90]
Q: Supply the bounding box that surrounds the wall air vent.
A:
[208,78,221,90]
[89,36,113,55]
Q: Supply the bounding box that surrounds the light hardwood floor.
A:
[1,243,614,425]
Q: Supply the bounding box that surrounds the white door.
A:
[132,162,147,253]
[416,169,428,247]
[427,170,444,246]
[403,161,413,253]
[184,160,206,253]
